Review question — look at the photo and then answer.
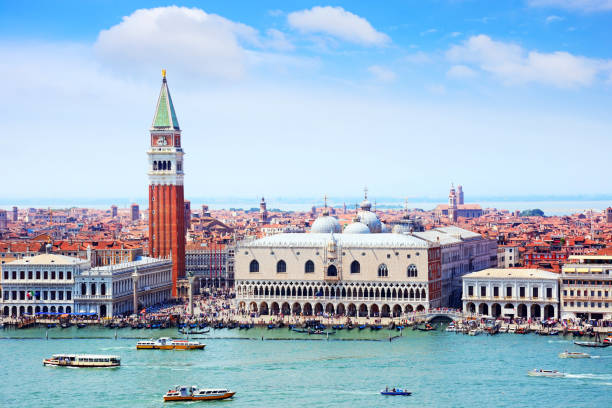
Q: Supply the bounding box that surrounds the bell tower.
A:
[148,70,185,297]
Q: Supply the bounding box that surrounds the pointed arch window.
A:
[249,260,259,273]
[327,264,337,277]
[350,260,360,274]
[407,264,417,278]
[377,264,388,277]
[304,260,314,273]
[276,260,287,273]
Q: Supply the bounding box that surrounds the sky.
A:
[1,0,611,207]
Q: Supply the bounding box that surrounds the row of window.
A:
[563,301,610,308]
[249,260,418,277]
[152,160,172,171]
[564,289,609,298]
[3,290,71,301]
[4,270,72,281]
[468,285,554,299]
[562,280,612,285]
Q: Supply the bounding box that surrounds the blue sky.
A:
[1,1,611,206]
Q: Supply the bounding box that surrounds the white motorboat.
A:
[468,328,482,336]
[559,351,590,359]
[445,323,457,332]
[527,369,565,378]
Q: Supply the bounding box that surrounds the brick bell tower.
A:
[148,70,185,297]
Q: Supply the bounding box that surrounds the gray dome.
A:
[344,222,371,234]
[380,222,389,233]
[358,211,382,233]
[310,216,342,233]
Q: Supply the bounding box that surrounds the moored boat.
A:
[559,351,590,359]
[527,369,565,378]
[445,322,456,332]
[137,337,205,350]
[43,354,120,368]
[163,386,235,402]
[468,328,482,336]
[603,336,612,345]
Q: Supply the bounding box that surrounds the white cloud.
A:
[545,15,565,22]
[446,34,611,87]
[404,51,433,64]
[450,32,462,37]
[287,6,390,46]
[528,0,612,12]
[367,65,396,82]
[420,28,438,36]
[268,9,284,17]
[264,29,295,51]
[95,6,300,80]
[447,65,478,79]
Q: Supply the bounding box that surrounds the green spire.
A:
[152,70,180,130]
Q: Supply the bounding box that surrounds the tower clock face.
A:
[156,136,168,146]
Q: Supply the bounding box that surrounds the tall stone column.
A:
[188,272,195,316]
[132,267,139,315]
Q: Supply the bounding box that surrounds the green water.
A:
[1,326,611,407]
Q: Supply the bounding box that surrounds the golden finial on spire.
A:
[162,69,166,78]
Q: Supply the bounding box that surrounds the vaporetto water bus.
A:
[43,354,120,368]
[136,337,205,350]
[163,386,235,402]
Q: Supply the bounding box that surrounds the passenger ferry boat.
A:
[559,351,590,359]
[527,369,565,378]
[137,337,205,350]
[163,386,235,401]
[43,354,120,368]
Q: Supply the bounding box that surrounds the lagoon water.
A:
[1,326,611,407]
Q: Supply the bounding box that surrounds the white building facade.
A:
[560,255,612,320]
[74,257,173,317]
[462,268,560,319]
[235,233,442,317]
[1,254,90,316]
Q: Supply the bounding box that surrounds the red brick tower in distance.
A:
[148,70,185,297]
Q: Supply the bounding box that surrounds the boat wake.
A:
[547,340,570,344]
[565,373,612,381]
[99,346,131,351]
[590,355,612,359]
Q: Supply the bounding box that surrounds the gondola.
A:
[574,341,610,348]
[77,323,87,329]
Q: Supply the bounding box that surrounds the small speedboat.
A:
[559,351,590,359]
[381,388,411,396]
[445,323,456,332]
[164,386,235,402]
[604,336,612,345]
[528,369,565,378]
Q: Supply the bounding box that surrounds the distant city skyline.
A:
[2,1,611,199]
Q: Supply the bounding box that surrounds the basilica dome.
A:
[344,221,371,234]
[311,215,342,233]
[358,210,382,233]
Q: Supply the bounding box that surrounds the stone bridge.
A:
[411,310,472,322]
